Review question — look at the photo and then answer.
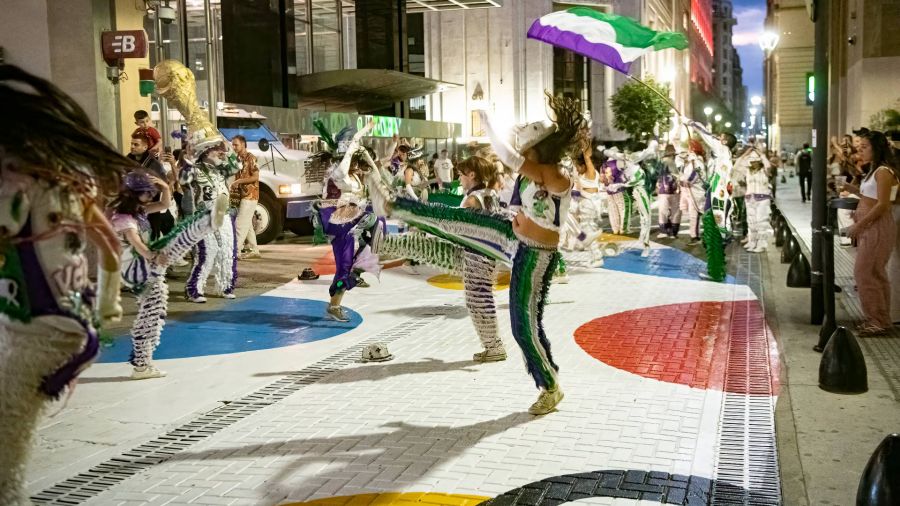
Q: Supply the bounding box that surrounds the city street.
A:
[28,220,784,505]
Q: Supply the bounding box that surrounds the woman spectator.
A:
[842,131,899,335]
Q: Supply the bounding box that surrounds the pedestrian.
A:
[230,135,261,259]
[842,131,899,335]
[0,64,129,506]
[127,131,175,240]
[434,149,455,189]
[133,109,162,155]
[795,143,813,202]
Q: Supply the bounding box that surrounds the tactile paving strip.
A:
[30,308,454,505]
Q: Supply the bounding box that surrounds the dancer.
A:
[110,172,229,379]
[602,157,628,235]
[734,145,770,250]
[153,60,241,303]
[315,121,385,322]
[677,140,707,244]
[0,65,130,505]
[389,93,587,415]
[376,156,508,362]
[743,156,774,253]
[562,138,605,267]
[624,142,657,257]
[656,144,681,238]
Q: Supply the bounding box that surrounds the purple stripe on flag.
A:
[527,22,632,74]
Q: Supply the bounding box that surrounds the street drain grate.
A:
[31,308,452,505]
[711,250,781,505]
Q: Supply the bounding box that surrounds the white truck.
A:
[215,108,324,244]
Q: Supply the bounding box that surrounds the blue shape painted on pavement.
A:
[98,296,361,362]
[601,246,737,283]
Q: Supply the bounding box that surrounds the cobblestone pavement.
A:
[28,230,780,506]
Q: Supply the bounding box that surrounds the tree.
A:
[869,99,900,131]
[610,77,671,140]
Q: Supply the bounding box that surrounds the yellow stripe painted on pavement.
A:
[427,271,511,291]
[282,492,491,506]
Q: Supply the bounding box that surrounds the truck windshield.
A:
[218,117,279,143]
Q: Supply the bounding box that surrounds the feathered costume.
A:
[311,121,386,321]
[605,143,657,256]
[0,65,131,505]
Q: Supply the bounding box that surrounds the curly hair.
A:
[0,64,135,197]
[531,91,589,165]
[457,156,500,189]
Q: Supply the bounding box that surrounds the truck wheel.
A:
[287,218,314,237]
[253,191,283,245]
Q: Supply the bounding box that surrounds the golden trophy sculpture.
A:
[153,59,225,155]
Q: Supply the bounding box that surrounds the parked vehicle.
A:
[217,108,321,244]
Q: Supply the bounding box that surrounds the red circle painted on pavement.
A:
[574,301,780,395]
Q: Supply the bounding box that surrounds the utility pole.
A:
[810,0,829,325]
[155,8,170,150]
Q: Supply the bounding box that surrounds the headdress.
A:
[507,120,558,153]
[153,60,226,157]
[122,171,158,195]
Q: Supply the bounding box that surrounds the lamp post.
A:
[703,106,713,130]
[758,33,778,149]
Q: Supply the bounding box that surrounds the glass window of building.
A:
[552,4,591,111]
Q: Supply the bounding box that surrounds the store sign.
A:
[101,30,147,65]
[806,73,815,105]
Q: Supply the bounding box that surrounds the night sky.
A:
[731,0,767,102]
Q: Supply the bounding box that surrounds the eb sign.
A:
[101,30,147,66]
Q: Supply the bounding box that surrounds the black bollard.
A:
[781,236,798,264]
[775,216,787,248]
[818,326,868,394]
[787,253,811,287]
[857,434,900,505]
[780,224,792,250]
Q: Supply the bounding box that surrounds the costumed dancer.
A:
[561,134,605,267]
[676,139,707,244]
[743,154,774,253]
[656,144,681,238]
[375,156,508,362]
[152,60,241,303]
[111,172,229,379]
[0,65,129,505]
[625,142,657,257]
[686,120,736,280]
[315,121,385,322]
[731,145,751,239]
[388,93,587,415]
[601,157,629,235]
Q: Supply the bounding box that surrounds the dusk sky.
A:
[731,0,767,103]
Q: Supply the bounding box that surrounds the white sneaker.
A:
[222,293,236,299]
[589,256,604,268]
[242,250,261,259]
[641,246,651,258]
[656,232,668,239]
[172,257,190,267]
[751,245,768,253]
[473,348,507,362]
[403,263,420,275]
[187,295,207,303]
[551,272,569,284]
[529,387,564,415]
[131,365,167,380]
[740,237,750,245]
[326,305,350,322]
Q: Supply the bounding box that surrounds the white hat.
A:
[361,343,393,362]
[507,120,557,153]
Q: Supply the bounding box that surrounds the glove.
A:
[479,110,525,172]
[96,267,123,325]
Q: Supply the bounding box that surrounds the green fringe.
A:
[148,207,211,252]
[393,198,515,241]
[311,210,328,245]
[702,210,726,282]
[381,233,465,275]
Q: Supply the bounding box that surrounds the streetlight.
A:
[759,31,780,53]
[714,114,722,122]
[725,122,732,128]
[703,106,713,130]
[750,95,762,106]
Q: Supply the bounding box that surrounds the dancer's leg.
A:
[463,250,504,360]
[508,244,563,414]
[0,321,86,505]
[211,214,237,296]
[129,276,169,371]
[633,188,651,250]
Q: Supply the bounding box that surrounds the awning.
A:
[296,69,461,112]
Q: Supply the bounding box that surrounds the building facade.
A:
[711,0,741,114]
[765,0,814,152]
[423,0,690,142]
